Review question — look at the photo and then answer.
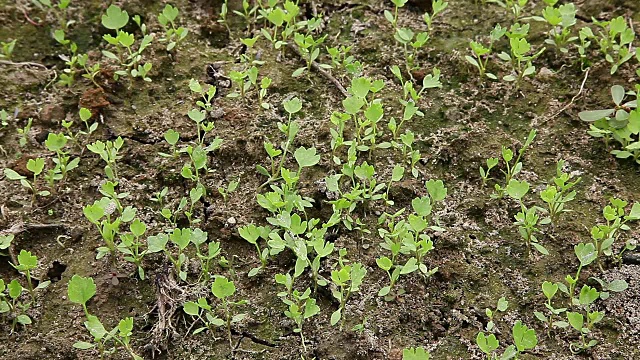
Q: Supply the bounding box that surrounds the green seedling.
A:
[558,243,596,306]
[403,346,431,359]
[4,157,51,204]
[183,279,248,347]
[376,256,418,300]
[233,0,258,33]
[466,24,506,80]
[275,273,320,352]
[257,97,303,183]
[423,0,448,32]
[566,285,603,353]
[394,27,429,74]
[191,229,221,283]
[184,276,247,348]
[87,137,124,180]
[477,319,537,360]
[390,65,442,103]
[45,132,80,185]
[101,5,153,82]
[146,227,203,281]
[238,224,272,277]
[10,250,50,303]
[507,179,549,255]
[0,109,9,128]
[0,234,13,256]
[330,249,366,329]
[158,4,189,51]
[83,183,137,259]
[498,24,545,85]
[17,118,32,147]
[593,16,636,74]
[479,157,499,186]
[589,198,639,268]
[190,78,217,112]
[159,129,180,158]
[534,281,569,337]
[0,279,33,334]
[384,0,408,31]
[116,219,155,280]
[218,178,239,203]
[0,39,16,60]
[484,296,508,332]
[489,129,537,199]
[292,32,328,77]
[540,160,581,223]
[531,1,578,53]
[578,85,639,164]
[67,275,142,359]
[327,45,363,77]
[488,0,528,21]
[218,0,231,33]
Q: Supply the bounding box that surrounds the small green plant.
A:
[483,129,537,199]
[465,24,506,80]
[484,297,508,332]
[403,346,431,359]
[533,281,568,338]
[0,234,13,256]
[506,179,549,255]
[592,16,636,74]
[423,0,448,32]
[0,278,33,334]
[0,109,9,128]
[476,320,537,359]
[275,273,320,351]
[566,285,604,353]
[292,32,328,77]
[87,137,124,180]
[4,158,51,204]
[10,250,50,302]
[532,1,578,53]
[329,249,367,329]
[589,198,639,268]
[17,118,33,147]
[384,0,408,31]
[158,4,189,51]
[184,276,247,348]
[67,275,142,359]
[540,160,581,224]
[0,39,16,60]
[498,24,545,85]
[101,5,153,82]
[578,85,639,164]
[488,0,528,21]
[218,178,239,203]
[238,224,272,277]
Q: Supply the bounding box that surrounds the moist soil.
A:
[1,0,640,359]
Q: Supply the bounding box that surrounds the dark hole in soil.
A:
[46,261,67,283]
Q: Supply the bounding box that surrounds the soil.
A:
[0,0,639,359]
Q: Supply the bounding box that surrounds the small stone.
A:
[227,217,237,226]
[39,104,65,125]
[537,67,554,79]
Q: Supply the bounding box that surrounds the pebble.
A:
[227,217,236,226]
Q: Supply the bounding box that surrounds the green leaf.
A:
[574,242,597,267]
[283,97,302,114]
[26,158,45,175]
[102,5,129,30]
[8,279,22,299]
[611,85,625,105]
[211,276,235,299]
[130,219,146,237]
[567,311,583,331]
[425,179,447,202]
[16,249,37,270]
[512,320,537,352]
[68,275,96,306]
[294,146,320,168]
[73,341,95,349]
[330,309,341,326]
[578,109,614,122]
[4,168,26,180]
[506,179,530,200]
[476,332,499,354]
[402,346,431,360]
[376,256,393,271]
